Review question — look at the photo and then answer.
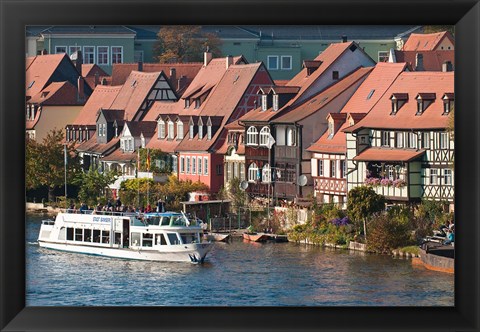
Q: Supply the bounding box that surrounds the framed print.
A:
[1,0,479,331]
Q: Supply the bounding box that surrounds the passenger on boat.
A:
[79,203,88,214]
[115,198,122,211]
[444,229,455,245]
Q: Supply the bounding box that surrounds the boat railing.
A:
[59,208,138,217]
[41,219,55,225]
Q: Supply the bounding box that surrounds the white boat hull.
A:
[38,240,213,263]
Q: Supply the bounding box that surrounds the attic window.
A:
[390,93,408,115]
[349,44,357,52]
[442,93,454,115]
[415,93,435,115]
[198,118,204,139]
[261,94,268,111]
[332,71,339,80]
[158,119,165,139]
[207,118,212,140]
[273,95,279,111]
[328,121,334,139]
[41,91,49,98]
[367,89,375,100]
[27,81,35,89]
[194,99,200,109]
[185,99,190,109]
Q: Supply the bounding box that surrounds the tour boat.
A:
[38,210,214,263]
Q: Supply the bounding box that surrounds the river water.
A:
[26,213,454,306]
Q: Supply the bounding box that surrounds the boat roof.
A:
[143,212,182,217]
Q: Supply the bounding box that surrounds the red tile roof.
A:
[72,85,122,126]
[142,101,178,121]
[109,71,163,121]
[273,80,289,86]
[110,62,202,95]
[271,67,373,123]
[344,71,454,131]
[26,54,67,98]
[81,64,109,90]
[28,81,83,106]
[76,135,119,155]
[270,86,301,94]
[403,31,454,51]
[100,149,137,162]
[307,62,407,154]
[353,147,425,162]
[393,50,454,71]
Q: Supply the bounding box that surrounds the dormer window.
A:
[328,121,334,139]
[332,71,339,80]
[177,121,184,140]
[189,118,195,139]
[194,99,200,109]
[246,126,258,146]
[114,122,118,137]
[167,120,174,140]
[390,93,408,115]
[415,93,435,115]
[198,118,204,139]
[141,134,146,148]
[442,93,454,115]
[273,95,279,111]
[262,94,268,111]
[185,99,190,109]
[158,119,165,139]
[206,117,212,140]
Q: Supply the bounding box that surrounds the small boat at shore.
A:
[412,242,454,274]
[243,232,269,242]
[38,210,214,263]
[204,232,231,242]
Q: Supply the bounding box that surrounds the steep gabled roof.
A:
[271,67,373,124]
[109,71,163,121]
[307,120,351,154]
[123,121,157,138]
[26,53,67,97]
[402,31,454,51]
[72,85,122,126]
[82,64,109,90]
[76,135,120,155]
[344,71,454,131]
[28,81,83,106]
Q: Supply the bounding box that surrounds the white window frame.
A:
[261,94,268,111]
[408,132,417,149]
[286,127,296,146]
[55,46,67,54]
[262,164,271,183]
[259,126,270,146]
[430,169,438,185]
[267,56,279,70]
[444,169,452,185]
[192,157,196,174]
[331,160,336,178]
[186,157,190,174]
[158,120,165,139]
[396,132,404,148]
[207,125,212,140]
[111,46,123,64]
[198,125,203,139]
[97,46,109,65]
[378,51,389,62]
[177,121,184,140]
[273,94,279,111]
[83,46,95,64]
[189,124,194,139]
[381,131,390,147]
[422,132,430,149]
[248,163,258,182]
[440,132,449,149]
[318,160,323,176]
[246,126,258,146]
[167,121,174,140]
[180,156,185,173]
[198,157,202,175]
[280,55,292,70]
[204,157,208,175]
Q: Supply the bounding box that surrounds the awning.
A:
[353,148,425,162]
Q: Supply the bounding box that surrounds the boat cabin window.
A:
[155,234,168,245]
[84,229,92,242]
[161,217,170,226]
[147,216,161,226]
[167,233,179,245]
[170,216,186,226]
[66,228,74,241]
[102,231,110,244]
[131,232,141,246]
[142,233,153,247]
[114,232,121,245]
[181,234,196,244]
[93,229,101,243]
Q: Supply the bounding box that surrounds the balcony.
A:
[275,146,298,160]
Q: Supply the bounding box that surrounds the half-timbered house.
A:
[343,71,454,210]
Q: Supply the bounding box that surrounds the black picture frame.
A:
[1,0,479,331]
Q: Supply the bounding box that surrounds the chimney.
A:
[77,77,85,102]
[204,51,213,66]
[170,68,176,83]
[415,53,424,71]
[226,55,233,69]
[442,61,453,72]
[94,72,99,87]
[138,61,143,72]
[75,50,83,74]
[178,75,186,91]
[101,77,107,85]
[341,35,348,43]
[41,49,48,55]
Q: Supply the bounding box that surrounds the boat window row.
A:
[64,227,121,245]
[130,232,199,246]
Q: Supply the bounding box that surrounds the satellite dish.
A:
[239,180,249,190]
[297,175,308,187]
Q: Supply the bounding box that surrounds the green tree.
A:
[367,212,412,253]
[25,129,81,202]
[153,26,222,63]
[138,148,171,173]
[217,178,247,213]
[74,167,118,207]
[347,186,386,242]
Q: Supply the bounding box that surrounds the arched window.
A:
[168,121,174,139]
[262,164,271,183]
[246,126,258,146]
[177,121,184,140]
[286,127,296,146]
[248,163,259,182]
[259,126,270,146]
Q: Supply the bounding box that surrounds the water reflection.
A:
[26,213,453,306]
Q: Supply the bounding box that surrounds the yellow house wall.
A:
[33,105,83,142]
